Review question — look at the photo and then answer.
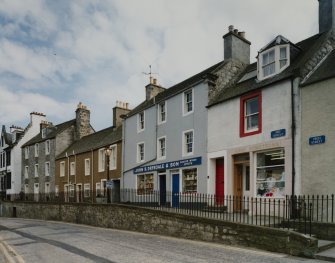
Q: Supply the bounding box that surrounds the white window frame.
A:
[96,182,101,196]
[45,140,50,155]
[157,136,166,160]
[137,111,145,132]
[45,162,50,177]
[24,166,29,179]
[98,148,105,172]
[24,147,29,159]
[182,129,194,157]
[109,144,117,170]
[84,183,90,197]
[244,97,259,133]
[60,161,65,177]
[34,143,39,157]
[137,142,145,163]
[258,44,290,80]
[70,161,75,176]
[158,101,167,124]
[34,164,39,178]
[85,158,90,176]
[183,89,194,116]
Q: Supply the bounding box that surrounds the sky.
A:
[0,0,319,131]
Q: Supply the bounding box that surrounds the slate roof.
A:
[302,49,335,86]
[126,60,225,118]
[22,119,76,147]
[208,31,330,107]
[56,125,122,159]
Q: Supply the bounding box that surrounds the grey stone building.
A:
[122,29,250,206]
[21,103,94,198]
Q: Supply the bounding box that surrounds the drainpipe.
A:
[91,149,94,202]
[291,78,296,197]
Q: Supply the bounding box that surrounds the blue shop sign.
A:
[309,135,326,145]
[271,129,286,139]
[133,157,202,174]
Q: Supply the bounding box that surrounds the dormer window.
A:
[258,45,289,80]
[257,35,292,81]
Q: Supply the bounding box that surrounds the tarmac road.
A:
[0,218,328,263]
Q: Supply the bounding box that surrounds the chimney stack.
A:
[75,102,91,140]
[223,25,251,64]
[319,0,335,33]
[113,101,131,127]
[145,78,165,101]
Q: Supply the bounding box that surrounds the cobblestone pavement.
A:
[0,218,328,263]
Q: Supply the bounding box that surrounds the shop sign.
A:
[271,129,286,139]
[309,135,326,145]
[133,157,202,174]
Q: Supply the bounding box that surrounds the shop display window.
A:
[256,149,285,197]
[182,168,197,193]
[137,174,154,195]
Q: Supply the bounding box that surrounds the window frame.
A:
[24,147,30,159]
[137,111,145,132]
[85,158,91,176]
[98,148,105,172]
[60,161,65,177]
[24,166,29,179]
[45,140,50,155]
[34,143,39,157]
[182,129,194,157]
[183,89,194,116]
[45,162,50,177]
[137,142,145,163]
[157,136,166,160]
[70,161,75,176]
[258,44,290,80]
[158,101,167,124]
[240,90,262,137]
[182,168,198,193]
[109,144,117,170]
[84,183,90,197]
[137,173,154,195]
[34,164,39,178]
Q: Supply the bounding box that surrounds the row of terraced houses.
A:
[1,0,335,205]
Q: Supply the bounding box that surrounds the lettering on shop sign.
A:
[133,157,202,174]
[271,129,286,139]
[309,135,326,145]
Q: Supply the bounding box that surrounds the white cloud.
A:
[0,0,319,130]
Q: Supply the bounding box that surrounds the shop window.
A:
[256,149,285,198]
[182,168,197,193]
[137,174,153,195]
[240,91,262,137]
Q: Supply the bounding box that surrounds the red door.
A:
[216,159,224,204]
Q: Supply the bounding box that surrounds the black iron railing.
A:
[4,190,334,236]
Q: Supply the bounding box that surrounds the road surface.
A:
[0,218,326,263]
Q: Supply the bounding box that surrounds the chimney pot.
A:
[153,78,157,85]
[233,29,238,34]
[238,31,246,38]
[228,25,234,32]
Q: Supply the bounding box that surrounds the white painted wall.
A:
[207,80,293,197]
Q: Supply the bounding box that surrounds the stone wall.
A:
[0,201,318,258]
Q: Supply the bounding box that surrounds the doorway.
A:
[215,158,224,204]
[172,173,179,208]
[233,153,250,211]
[76,184,82,202]
[159,174,166,206]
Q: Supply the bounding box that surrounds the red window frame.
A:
[240,90,262,137]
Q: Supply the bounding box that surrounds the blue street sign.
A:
[309,135,326,145]
[133,157,202,174]
[271,129,286,139]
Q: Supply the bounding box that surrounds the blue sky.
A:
[0,0,318,131]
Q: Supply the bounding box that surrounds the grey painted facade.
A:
[301,78,335,195]
[123,82,210,194]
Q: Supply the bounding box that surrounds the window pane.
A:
[280,47,287,59]
[268,49,275,62]
[182,168,197,192]
[256,149,285,198]
[246,115,259,130]
[245,98,258,115]
[280,59,287,68]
